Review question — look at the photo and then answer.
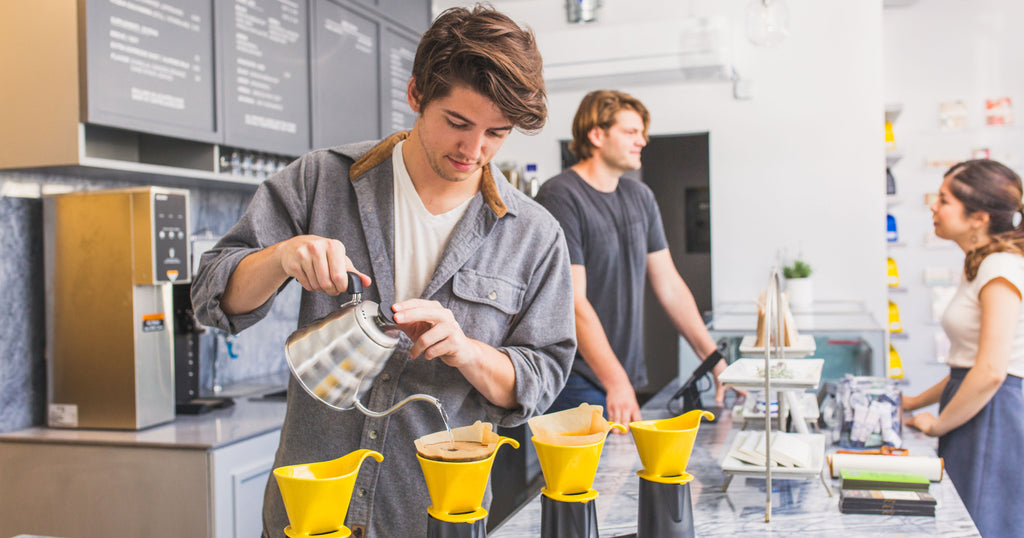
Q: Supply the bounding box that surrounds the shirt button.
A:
[488,291,497,300]
[357,488,367,497]
[380,374,391,382]
[369,430,378,440]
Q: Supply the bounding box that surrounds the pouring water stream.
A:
[354,395,455,449]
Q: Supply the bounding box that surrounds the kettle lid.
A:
[354,301,401,348]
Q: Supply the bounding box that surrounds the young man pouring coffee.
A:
[191,7,575,537]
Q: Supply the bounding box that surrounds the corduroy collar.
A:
[348,131,508,218]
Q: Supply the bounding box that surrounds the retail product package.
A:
[754,289,800,348]
[831,375,902,449]
[838,489,936,516]
[829,453,944,481]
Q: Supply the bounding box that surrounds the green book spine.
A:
[840,469,930,491]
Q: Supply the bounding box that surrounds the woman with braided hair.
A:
[903,159,1024,537]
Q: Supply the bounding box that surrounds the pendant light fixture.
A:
[745,0,790,47]
[566,0,601,24]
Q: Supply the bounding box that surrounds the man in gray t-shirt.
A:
[537,90,725,428]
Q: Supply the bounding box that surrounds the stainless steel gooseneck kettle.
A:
[284,273,441,417]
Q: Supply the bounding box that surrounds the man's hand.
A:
[275,235,370,294]
[392,299,481,368]
[711,357,746,405]
[605,380,642,431]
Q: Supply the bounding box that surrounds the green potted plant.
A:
[783,259,814,311]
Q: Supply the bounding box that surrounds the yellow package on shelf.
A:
[888,343,904,379]
[887,257,899,287]
[888,300,903,333]
[884,121,897,151]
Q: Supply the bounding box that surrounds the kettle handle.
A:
[347,272,363,296]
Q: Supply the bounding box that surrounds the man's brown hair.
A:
[569,90,650,161]
[411,5,546,132]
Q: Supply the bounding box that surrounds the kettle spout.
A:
[354,393,442,418]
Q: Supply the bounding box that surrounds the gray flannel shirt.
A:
[191,133,576,538]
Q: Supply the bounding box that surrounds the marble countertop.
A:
[491,379,980,537]
[0,375,288,450]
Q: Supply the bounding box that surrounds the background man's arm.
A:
[646,249,728,403]
[571,264,642,427]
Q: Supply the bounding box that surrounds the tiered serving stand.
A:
[717,268,833,522]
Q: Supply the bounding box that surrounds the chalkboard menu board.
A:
[217,0,311,156]
[381,27,418,134]
[311,0,380,149]
[72,0,428,175]
[84,0,219,142]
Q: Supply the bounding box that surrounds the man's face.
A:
[409,83,514,184]
[595,109,647,172]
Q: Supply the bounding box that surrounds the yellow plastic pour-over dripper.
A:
[630,409,714,484]
[532,422,626,503]
[274,449,384,538]
[417,436,519,523]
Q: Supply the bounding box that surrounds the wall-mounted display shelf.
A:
[885,103,905,384]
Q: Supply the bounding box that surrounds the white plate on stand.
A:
[719,358,825,390]
[720,430,827,478]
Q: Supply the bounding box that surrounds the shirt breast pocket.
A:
[450,270,526,344]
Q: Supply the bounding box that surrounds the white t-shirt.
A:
[392,140,472,302]
[942,252,1024,377]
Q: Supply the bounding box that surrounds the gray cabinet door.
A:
[311,0,381,148]
[217,0,311,156]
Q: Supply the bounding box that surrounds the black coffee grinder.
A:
[172,279,233,414]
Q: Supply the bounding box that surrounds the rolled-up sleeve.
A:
[486,227,576,426]
[191,156,316,334]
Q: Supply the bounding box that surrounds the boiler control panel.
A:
[152,192,190,283]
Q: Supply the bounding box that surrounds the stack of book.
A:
[838,470,935,516]
[839,489,936,516]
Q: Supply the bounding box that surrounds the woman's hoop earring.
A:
[971,230,979,245]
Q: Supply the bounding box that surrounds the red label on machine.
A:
[142,313,166,333]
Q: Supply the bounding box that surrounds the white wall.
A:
[436,1,888,331]
[884,0,1024,396]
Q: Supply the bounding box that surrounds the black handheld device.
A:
[667,350,725,417]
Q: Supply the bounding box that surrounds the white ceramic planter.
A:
[786,277,814,312]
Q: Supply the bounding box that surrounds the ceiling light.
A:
[745,0,790,47]
[566,0,601,24]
